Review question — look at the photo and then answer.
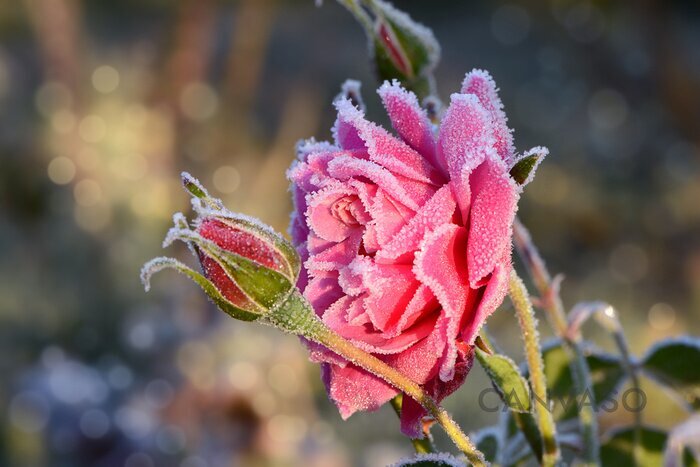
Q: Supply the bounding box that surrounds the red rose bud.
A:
[141,173,300,322]
[368,0,440,99]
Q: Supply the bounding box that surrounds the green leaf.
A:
[511,411,544,462]
[641,337,700,410]
[601,426,698,467]
[509,147,547,185]
[389,453,464,467]
[476,348,531,412]
[140,257,260,322]
[474,428,500,463]
[539,340,626,420]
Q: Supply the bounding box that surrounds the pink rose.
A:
[288,70,530,437]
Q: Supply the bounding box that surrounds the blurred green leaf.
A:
[539,341,626,420]
[600,426,698,467]
[476,348,531,412]
[641,337,700,410]
[474,428,499,463]
[389,453,464,467]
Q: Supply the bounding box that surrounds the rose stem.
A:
[390,394,436,454]
[508,271,560,467]
[513,218,600,466]
[269,290,486,466]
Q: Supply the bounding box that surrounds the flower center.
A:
[331,195,361,226]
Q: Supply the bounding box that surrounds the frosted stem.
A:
[509,272,560,467]
[270,290,486,466]
[513,218,601,466]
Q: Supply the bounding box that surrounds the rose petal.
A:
[305,231,363,272]
[460,258,510,345]
[462,69,515,164]
[437,93,494,220]
[400,345,474,438]
[334,98,441,184]
[378,80,444,175]
[414,224,478,381]
[305,270,343,316]
[323,362,398,419]
[376,185,457,264]
[467,154,518,287]
[324,296,437,355]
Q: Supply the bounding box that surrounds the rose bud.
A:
[141,173,301,323]
[337,0,440,100]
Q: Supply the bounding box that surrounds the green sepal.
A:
[166,228,294,312]
[510,147,547,186]
[475,348,532,413]
[140,257,260,322]
[214,215,301,285]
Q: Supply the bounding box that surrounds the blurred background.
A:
[1,0,699,465]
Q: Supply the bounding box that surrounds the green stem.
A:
[390,395,436,454]
[612,330,642,467]
[509,272,559,467]
[513,218,600,466]
[336,0,374,33]
[268,290,486,466]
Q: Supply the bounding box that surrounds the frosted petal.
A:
[437,93,494,219]
[324,362,398,419]
[334,98,441,184]
[378,80,444,174]
[376,185,456,263]
[467,154,518,287]
[462,69,515,164]
[414,224,476,381]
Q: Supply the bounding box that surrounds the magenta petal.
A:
[378,81,445,175]
[362,263,419,332]
[400,395,426,439]
[399,346,474,438]
[382,317,445,384]
[327,155,420,211]
[390,284,438,335]
[437,93,494,179]
[324,296,437,355]
[462,69,515,164]
[334,98,441,184]
[305,270,343,316]
[369,189,415,246]
[437,93,495,219]
[461,258,510,345]
[376,185,456,264]
[306,185,358,243]
[324,362,398,420]
[305,231,363,272]
[413,224,471,381]
[467,154,518,288]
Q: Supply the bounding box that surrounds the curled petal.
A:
[462,69,515,164]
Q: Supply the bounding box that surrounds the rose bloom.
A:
[288,70,534,437]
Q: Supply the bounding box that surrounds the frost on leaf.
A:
[388,452,465,467]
